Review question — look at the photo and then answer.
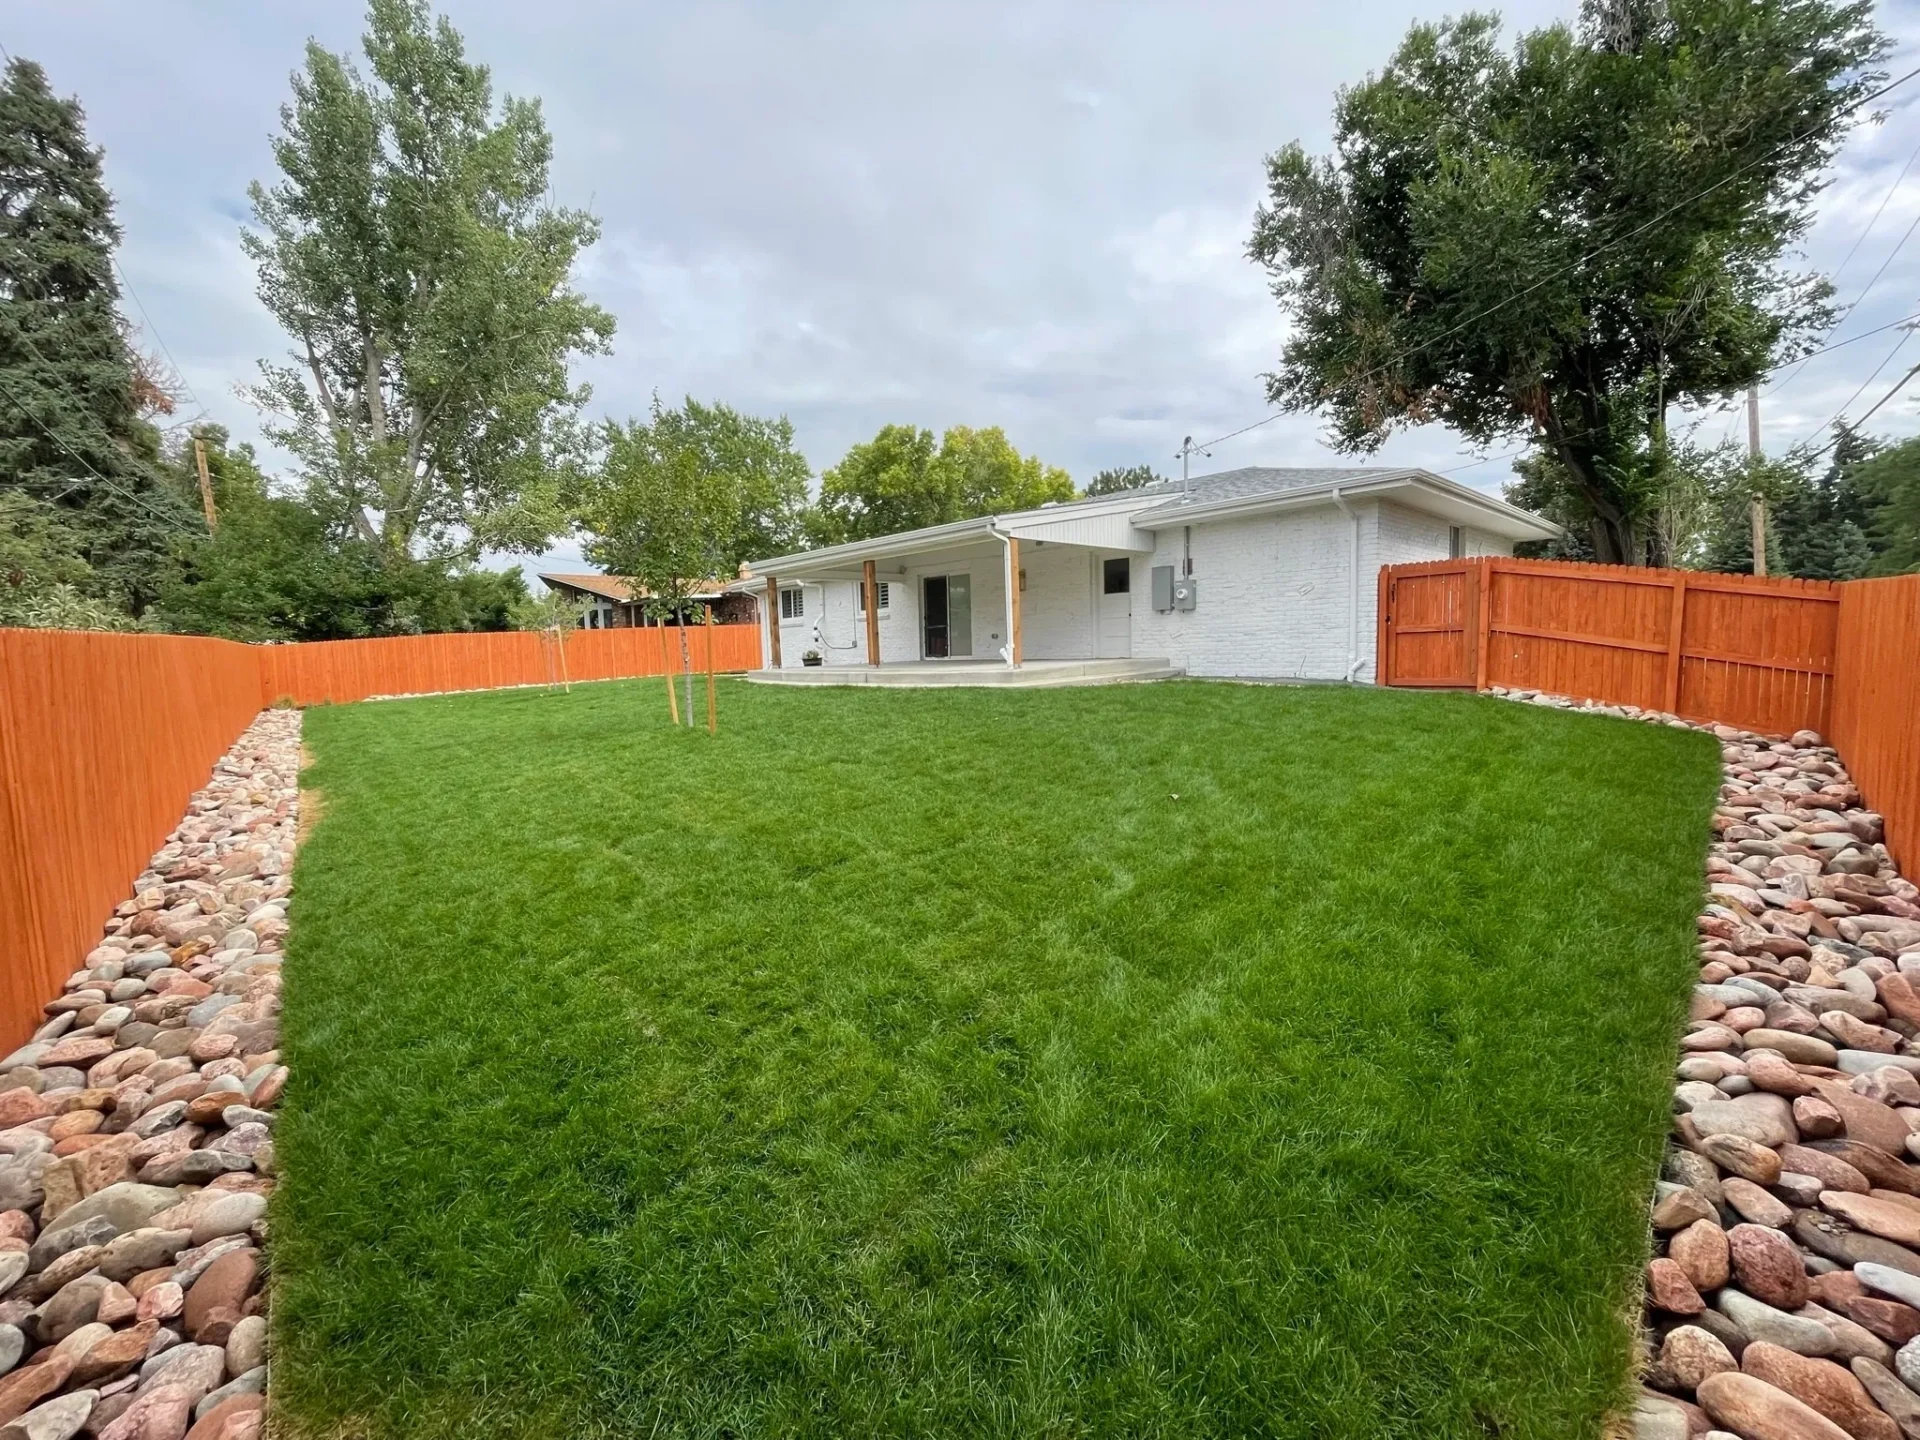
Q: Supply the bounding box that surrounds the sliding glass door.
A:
[921,573,972,658]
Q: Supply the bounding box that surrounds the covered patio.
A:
[746,656,1180,687]
[736,497,1173,683]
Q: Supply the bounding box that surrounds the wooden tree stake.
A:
[660,623,679,724]
[704,605,718,734]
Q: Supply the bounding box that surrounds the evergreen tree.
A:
[1774,427,1875,580]
[0,56,191,617]
[1845,432,1920,574]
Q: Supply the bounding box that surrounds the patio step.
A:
[744,658,1184,688]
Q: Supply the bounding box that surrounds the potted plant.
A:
[802,649,823,667]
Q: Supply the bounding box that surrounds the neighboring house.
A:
[537,573,757,629]
[734,467,1558,681]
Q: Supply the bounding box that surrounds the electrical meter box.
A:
[1151,565,1175,612]
[1173,577,1198,611]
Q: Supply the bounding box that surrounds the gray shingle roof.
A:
[1129,466,1409,523]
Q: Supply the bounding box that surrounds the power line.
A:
[1766,133,1920,396]
[0,40,211,434]
[0,372,202,536]
[1189,62,1920,456]
[110,257,211,428]
[1801,358,1920,462]
[1797,325,1916,448]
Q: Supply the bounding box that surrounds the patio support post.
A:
[863,559,880,666]
[1005,535,1023,667]
[764,576,781,669]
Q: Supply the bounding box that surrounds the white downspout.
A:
[991,524,1016,667]
[1330,488,1363,683]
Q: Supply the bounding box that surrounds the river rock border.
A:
[0,709,297,1440]
[1493,687,1920,1440]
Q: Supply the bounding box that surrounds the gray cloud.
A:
[12,0,1920,579]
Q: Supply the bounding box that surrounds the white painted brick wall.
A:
[1131,500,1512,681]
[764,501,1512,676]
[1019,543,1096,660]
[1131,508,1356,679]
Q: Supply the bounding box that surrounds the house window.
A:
[780,587,805,621]
[1448,526,1465,559]
[1103,557,1131,594]
[855,580,892,617]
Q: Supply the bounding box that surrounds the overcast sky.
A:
[12,0,1920,579]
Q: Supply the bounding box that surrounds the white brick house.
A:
[738,467,1557,684]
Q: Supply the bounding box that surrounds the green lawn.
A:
[276,678,1720,1440]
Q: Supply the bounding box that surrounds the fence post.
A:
[1375,565,1392,686]
[1474,559,1494,690]
[1663,574,1688,716]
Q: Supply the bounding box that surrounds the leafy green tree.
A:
[575,405,746,721]
[0,55,193,616]
[244,0,614,559]
[812,424,1073,544]
[0,489,133,629]
[156,426,527,640]
[1084,464,1166,497]
[1845,434,1920,574]
[621,397,810,565]
[1250,1,1885,565]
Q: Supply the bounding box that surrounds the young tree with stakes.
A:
[578,410,742,728]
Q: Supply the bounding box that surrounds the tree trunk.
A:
[1551,440,1636,563]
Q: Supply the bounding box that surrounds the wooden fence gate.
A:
[1376,561,1480,687]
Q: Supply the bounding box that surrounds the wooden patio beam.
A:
[764,575,781,669]
[1007,536,1022,666]
[863,559,880,666]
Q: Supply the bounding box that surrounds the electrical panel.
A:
[1151,565,1175,612]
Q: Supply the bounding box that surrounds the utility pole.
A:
[1746,385,1767,577]
[192,438,219,535]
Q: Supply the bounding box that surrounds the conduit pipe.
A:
[1330,487,1363,683]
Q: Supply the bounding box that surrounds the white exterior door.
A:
[1096,556,1131,658]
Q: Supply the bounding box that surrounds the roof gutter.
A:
[1329,487,1364,683]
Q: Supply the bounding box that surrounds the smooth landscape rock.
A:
[0,1389,97,1440]
[1719,1290,1840,1357]
[1731,1224,1811,1310]
[1673,1220,1733,1292]
[1850,1357,1920,1440]
[1696,1371,1853,1440]
[1739,1342,1899,1440]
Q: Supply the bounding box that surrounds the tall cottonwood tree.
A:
[245,0,614,559]
[0,56,192,615]
[1249,0,1885,564]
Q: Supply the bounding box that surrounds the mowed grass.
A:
[275,679,1721,1440]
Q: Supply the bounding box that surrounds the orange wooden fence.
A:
[1379,557,1915,875]
[1379,557,1842,736]
[258,623,761,706]
[0,630,265,1043]
[1830,575,1920,876]
[0,622,762,1047]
